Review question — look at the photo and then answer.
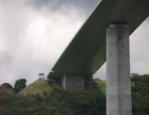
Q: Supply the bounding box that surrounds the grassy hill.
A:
[131,74,149,115]
[20,78,53,96]
[0,75,149,115]
[0,78,106,115]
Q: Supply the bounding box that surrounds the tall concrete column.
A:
[106,24,132,115]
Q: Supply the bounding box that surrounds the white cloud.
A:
[0,0,83,85]
[130,18,149,75]
[0,0,149,85]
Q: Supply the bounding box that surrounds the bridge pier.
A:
[62,75,93,91]
[106,24,132,115]
[62,75,85,91]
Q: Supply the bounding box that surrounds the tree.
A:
[14,79,26,93]
[131,73,139,77]
[1,83,13,89]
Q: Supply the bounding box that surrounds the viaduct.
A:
[48,0,149,115]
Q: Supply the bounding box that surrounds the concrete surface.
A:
[62,75,85,91]
[106,24,132,115]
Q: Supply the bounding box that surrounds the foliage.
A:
[131,74,149,115]
[1,83,13,89]
[20,79,53,96]
[0,75,149,115]
[0,78,106,115]
[14,79,26,93]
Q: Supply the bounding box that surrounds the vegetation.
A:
[1,83,13,89]
[20,78,53,96]
[0,75,149,115]
[14,79,26,93]
[131,74,149,115]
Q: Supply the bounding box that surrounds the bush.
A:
[14,79,27,93]
[1,83,13,89]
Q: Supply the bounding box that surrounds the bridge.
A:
[48,0,149,115]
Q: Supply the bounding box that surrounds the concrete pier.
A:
[106,24,132,115]
[62,75,85,91]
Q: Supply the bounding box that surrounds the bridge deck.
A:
[48,0,149,78]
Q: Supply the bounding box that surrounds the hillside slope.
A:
[131,74,149,115]
[0,75,149,115]
[0,78,106,115]
[20,78,53,96]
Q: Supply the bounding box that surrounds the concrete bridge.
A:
[48,0,149,115]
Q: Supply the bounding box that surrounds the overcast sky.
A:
[0,0,149,85]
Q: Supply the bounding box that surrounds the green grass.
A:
[17,78,106,115]
[20,78,53,96]
[20,78,106,98]
[1,75,149,115]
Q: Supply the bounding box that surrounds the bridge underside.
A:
[48,0,149,80]
[47,0,149,115]
[48,0,149,92]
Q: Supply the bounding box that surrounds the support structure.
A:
[62,75,85,91]
[106,24,132,115]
